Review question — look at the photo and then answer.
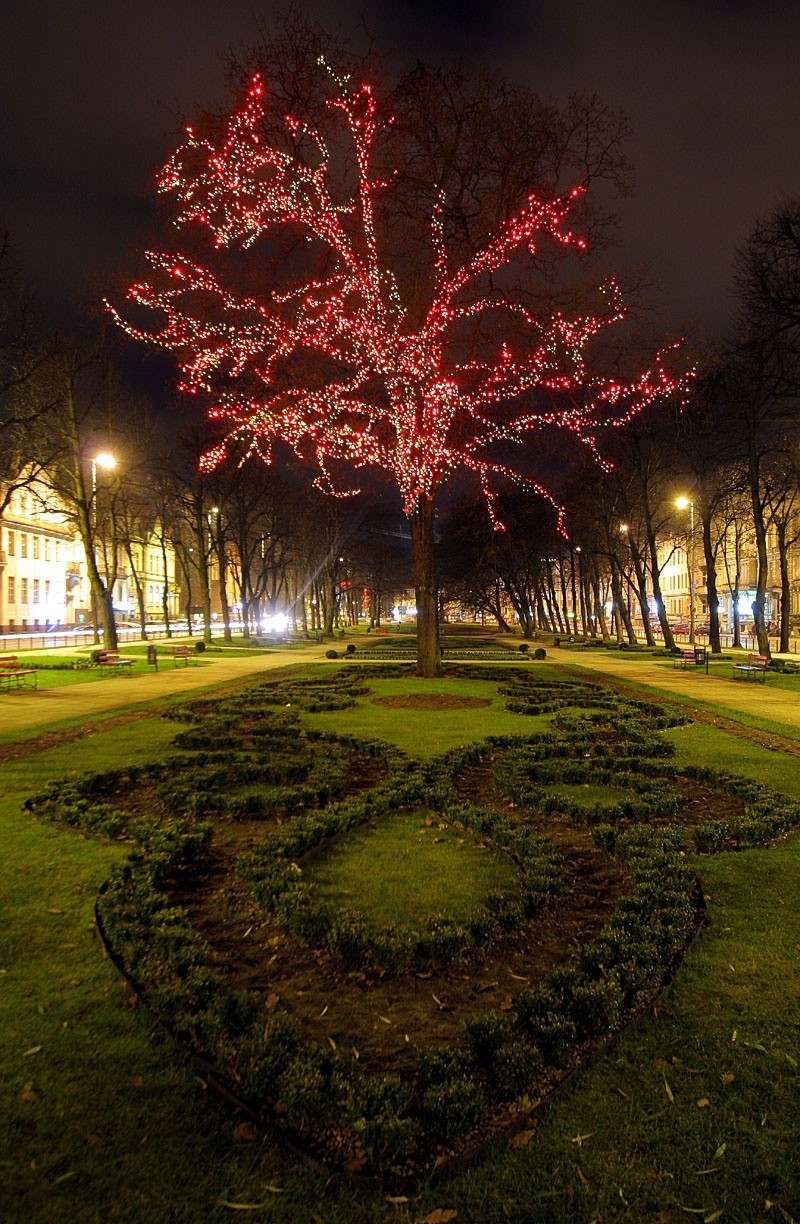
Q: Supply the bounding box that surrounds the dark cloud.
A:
[2,1,800,341]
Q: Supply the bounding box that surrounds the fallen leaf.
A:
[51,1171,76,1186]
[386,1195,409,1204]
[415,1211,457,1224]
[344,1150,368,1174]
[720,1074,735,1085]
[21,1081,37,1102]
[570,1132,595,1147]
[704,1212,723,1222]
[23,1046,42,1057]
[218,1197,281,1209]
[664,1078,675,1104]
[697,1098,710,1108]
[232,1121,258,1144]
[577,1166,590,1186]
[499,996,514,1011]
[327,1036,336,1051]
[132,1076,144,1088]
[508,1128,535,1149]
[47,908,63,915]
[714,1143,727,1159]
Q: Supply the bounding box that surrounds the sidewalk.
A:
[0,641,327,738]
[2,640,798,742]
[547,643,800,733]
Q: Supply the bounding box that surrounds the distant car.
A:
[671,623,691,634]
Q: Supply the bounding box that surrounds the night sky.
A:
[3,1,800,347]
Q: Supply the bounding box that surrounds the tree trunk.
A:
[776,520,791,653]
[701,513,722,654]
[611,561,636,644]
[409,494,442,677]
[747,458,771,658]
[627,536,656,646]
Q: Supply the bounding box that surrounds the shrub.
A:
[464,1011,512,1067]
[421,1076,485,1142]
[518,643,529,654]
[277,1047,345,1135]
[348,1076,415,1167]
[325,649,339,659]
[533,647,546,660]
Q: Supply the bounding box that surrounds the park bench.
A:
[0,655,38,691]
[172,644,195,666]
[97,649,134,674]
[732,653,768,682]
[674,646,708,673]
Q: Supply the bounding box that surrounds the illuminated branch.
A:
[109,71,689,528]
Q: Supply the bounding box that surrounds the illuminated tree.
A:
[110,66,684,676]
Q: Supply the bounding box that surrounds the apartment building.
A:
[0,475,182,634]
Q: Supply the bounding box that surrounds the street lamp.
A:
[676,496,696,642]
[89,452,117,641]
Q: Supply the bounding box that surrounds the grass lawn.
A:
[303,673,555,756]
[1,676,798,1221]
[307,808,519,930]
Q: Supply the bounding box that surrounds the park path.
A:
[0,641,327,739]
[1,637,798,744]
[546,643,800,737]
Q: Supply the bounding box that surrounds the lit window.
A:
[20,577,28,603]
[7,576,14,603]
[7,531,15,557]
[20,534,28,559]
[33,536,40,560]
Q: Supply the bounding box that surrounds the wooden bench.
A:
[172,644,195,666]
[97,649,134,674]
[674,647,708,673]
[732,653,768,682]
[0,655,38,691]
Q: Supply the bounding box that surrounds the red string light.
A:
[108,72,689,533]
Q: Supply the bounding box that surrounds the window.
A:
[33,535,40,560]
[7,531,14,557]
[20,577,28,603]
[45,580,51,601]
[7,576,14,604]
[20,533,28,559]
[33,579,40,603]
[44,538,51,561]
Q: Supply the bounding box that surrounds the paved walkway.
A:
[546,643,800,733]
[0,641,328,738]
[1,639,798,742]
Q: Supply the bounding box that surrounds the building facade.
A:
[0,475,182,634]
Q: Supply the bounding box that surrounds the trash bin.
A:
[195,641,206,653]
[146,645,158,670]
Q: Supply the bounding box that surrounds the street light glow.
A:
[675,496,696,641]
[93,452,116,471]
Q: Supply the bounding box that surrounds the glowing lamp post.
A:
[88,452,117,643]
[676,496,695,642]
